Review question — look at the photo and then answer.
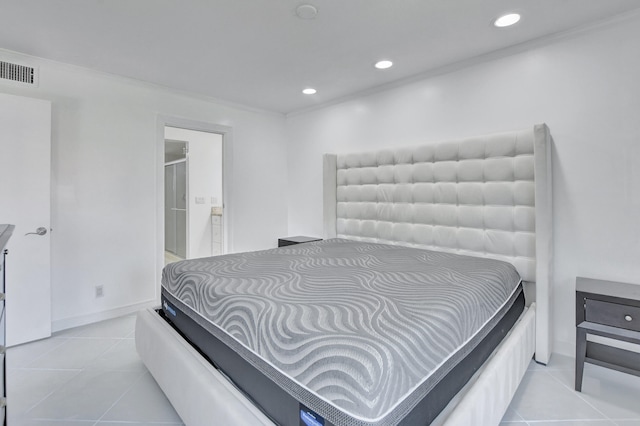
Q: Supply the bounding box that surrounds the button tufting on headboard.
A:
[324,126,548,285]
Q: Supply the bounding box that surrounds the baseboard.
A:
[51,299,157,333]
[554,339,574,358]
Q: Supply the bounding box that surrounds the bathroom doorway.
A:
[164,126,224,265]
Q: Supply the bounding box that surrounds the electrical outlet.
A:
[95,285,104,298]
[195,196,205,204]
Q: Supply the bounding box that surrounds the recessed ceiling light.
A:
[494,13,521,28]
[296,4,318,20]
[302,88,317,95]
[375,60,393,70]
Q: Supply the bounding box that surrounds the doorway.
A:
[163,126,224,264]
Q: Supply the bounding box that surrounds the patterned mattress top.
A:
[162,238,521,425]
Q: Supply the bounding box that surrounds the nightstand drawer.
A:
[586,299,640,332]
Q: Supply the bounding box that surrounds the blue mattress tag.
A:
[300,404,324,426]
[163,300,177,317]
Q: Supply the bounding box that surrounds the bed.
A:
[136,124,553,425]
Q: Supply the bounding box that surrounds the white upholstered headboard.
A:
[323,124,553,363]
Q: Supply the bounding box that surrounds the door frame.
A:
[156,115,233,301]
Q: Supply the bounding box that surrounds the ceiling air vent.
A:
[0,60,36,85]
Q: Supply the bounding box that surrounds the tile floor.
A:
[7,314,183,426]
[502,353,640,426]
[7,314,640,425]
[164,251,184,266]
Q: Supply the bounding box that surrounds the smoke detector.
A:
[296,4,318,20]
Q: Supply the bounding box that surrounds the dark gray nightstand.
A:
[277,236,322,247]
[575,277,640,391]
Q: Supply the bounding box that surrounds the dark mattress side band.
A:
[160,285,525,426]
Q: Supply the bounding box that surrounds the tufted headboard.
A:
[323,124,553,363]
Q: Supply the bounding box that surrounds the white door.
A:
[0,93,52,346]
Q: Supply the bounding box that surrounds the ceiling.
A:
[1,1,639,114]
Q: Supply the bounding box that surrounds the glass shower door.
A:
[164,161,187,259]
[174,161,187,258]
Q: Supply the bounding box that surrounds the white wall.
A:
[0,50,288,331]
[3,11,639,350]
[286,12,640,357]
[164,127,223,259]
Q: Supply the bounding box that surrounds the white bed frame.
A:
[136,124,553,426]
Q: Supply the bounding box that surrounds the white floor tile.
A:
[84,338,146,372]
[165,250,184,266]
[26,338,121,370]
[548,366,640,420]
[99,372,182,423]
[7,368,81,421]
[7,337,69,369]
[24,369,144,421]
[508,370,607,421]
[502,407,525,422]
[56,315,136,339]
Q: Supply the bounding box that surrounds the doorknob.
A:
[25,227,48,236]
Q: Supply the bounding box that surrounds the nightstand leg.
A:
[575,328,587,391]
